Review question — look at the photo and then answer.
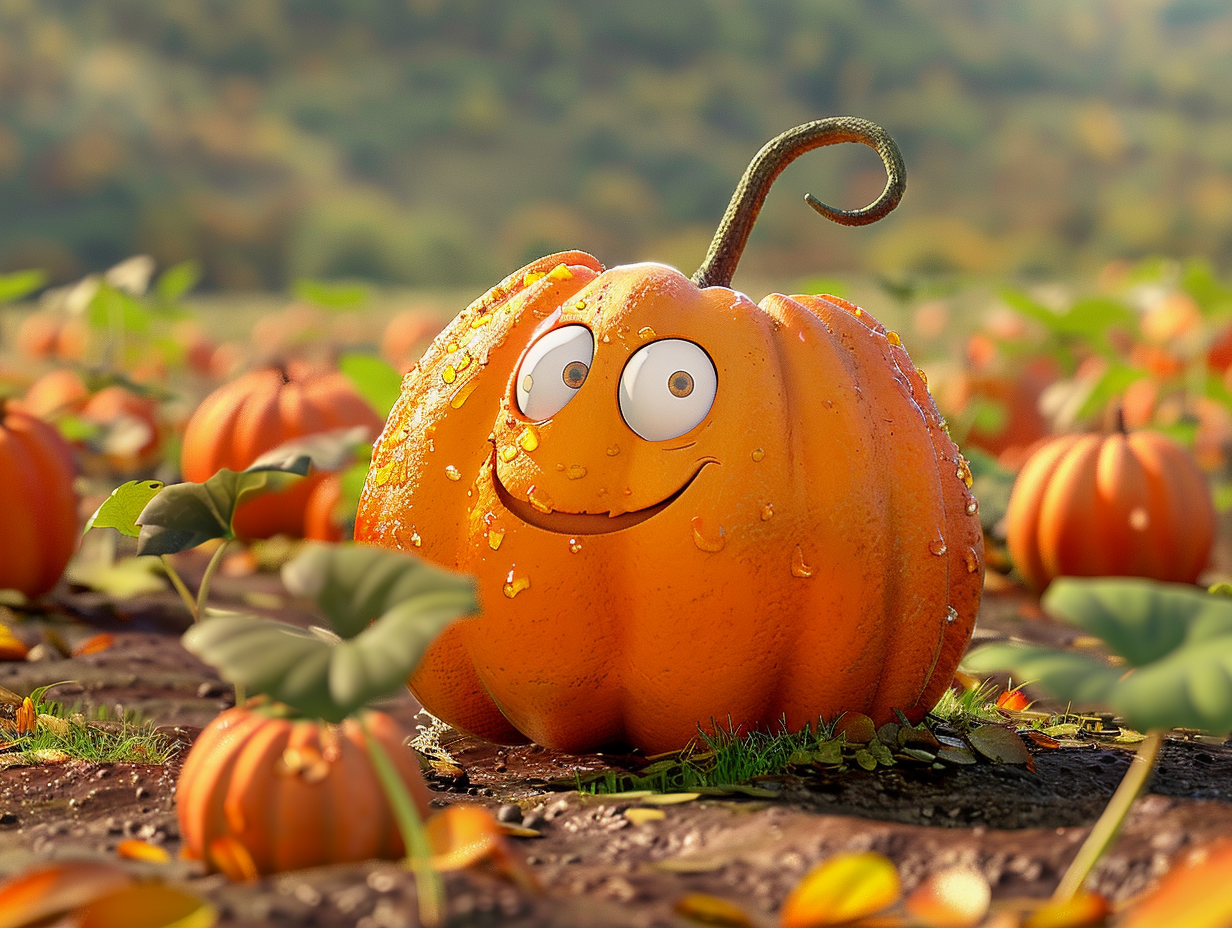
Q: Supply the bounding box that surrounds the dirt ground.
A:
[2,549,1231,927]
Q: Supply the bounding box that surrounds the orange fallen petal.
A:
[0,860,133,928]
[427,804,539,893]
[904,868,990,928]
[780,852,901,928]
[1118,841,1232,928]
[76,883,217,928]
[674,892,756,927]
[72,633,116,658]
[996,689,1031,712]
[116,839,172,864]
[208,836,260,883]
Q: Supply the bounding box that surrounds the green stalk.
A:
[160,555,199,622]
[195,539,229,620]
[362,724,444,928]
[1052,729,1165,904]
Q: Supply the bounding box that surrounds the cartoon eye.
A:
[515,324,594,420]
[619,339,717,441]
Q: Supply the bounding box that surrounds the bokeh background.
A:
[2,0,1231,292]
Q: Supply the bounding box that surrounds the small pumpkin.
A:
[180,364,381,540]
[176,703,431,875]
[357,118,984,753]
[19,368,91,418]
[0,400,79,596]
[302,472,345,542]
[1005,424,1215,591]
[15,313,88,362]
[80,385,163,472]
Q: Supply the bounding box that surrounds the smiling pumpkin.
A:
[356,118,983,753]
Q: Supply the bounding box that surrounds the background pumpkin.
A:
[1005,427,1215,591]
[0,400,79,596]
[176,704,431,875]
[357,119,984,754]
[180,364,381,540]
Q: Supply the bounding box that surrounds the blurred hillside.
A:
[1,0,1231,290]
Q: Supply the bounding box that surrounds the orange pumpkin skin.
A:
[356,253,984,753]
[81,385,163,472]
[20,368,91,418]
[303,473,345,542]
[1006,430,1215,592]
[0,403,79,596]
[176,705,432,875]
[180,367,381,540]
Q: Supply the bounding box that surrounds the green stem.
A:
[1052,728,1165,904]
[160,555,199,622]
[195,539,230,620]
[363,724,444,928]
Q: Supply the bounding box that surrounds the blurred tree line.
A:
[1,0,1231,290]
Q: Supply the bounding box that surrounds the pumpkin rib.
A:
[0,422,49,594]
[1130,433,1213,581]
[269,721,326,873]
[1005,434,1087,590]
[1094,434,1152,575]
[330,721,386,862]
[223,716,292,873]
[6,412,79,593]
[1037,436,1104,580]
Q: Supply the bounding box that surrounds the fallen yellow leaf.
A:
[780,852,901,928]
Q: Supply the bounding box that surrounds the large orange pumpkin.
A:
[0,400,79,596]
[176,704,431,876]
[356,118,984,753]
[1005,426,1215,592]
[180,365,382,540]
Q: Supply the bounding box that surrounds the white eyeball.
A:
[619,339,717,441]
[515,324,594,420]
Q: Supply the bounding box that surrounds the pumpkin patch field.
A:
[2,222,1232,928]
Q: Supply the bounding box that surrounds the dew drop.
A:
[887,330,902,347]
[691,517,726,553]
[449,378,480,408]
[503,571,531,599]
[555,463,566,471]
[446,342,458,354]
[601,335,611,343]
[442,365,457,384]
[929,536,948,556]
[518,427,540,452]
[622,487,633,496]
[488,529,505,551]
[445,465,461,481]
[500,446,518,463]
[470,313,493,329]
[946,606,958,624]
[1129,507,1150,531]
[965,498,979,516]
[454,353,471,373]
[373,458,396,487]
[791,545,815,578]
[527,485,554,513]
[522,270,546,287]
[751,448,766,462]
[574,300,587,310]
[410,531,422,548]
[918,369,929,387]
[637,326,656,339]
[964,548,980,574]
[606,444,620,457]
[760,503,774,521]
[568,538,582,554]
[955,454,973,488]
[547,263,573,281]
[567,464,587,480]
[853,307,864,317]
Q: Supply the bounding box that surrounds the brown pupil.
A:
[563,361,588,388]
[669,371,694,397]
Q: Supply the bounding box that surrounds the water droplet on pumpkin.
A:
[449,378,480,408]
[470,313,493,329]
[527,485,554,513]
[555,462,565,471]
[791,546,815,578]
[488,529,505,550]
[751,448,765,462]
[918,369,929,387]
[887,330,902,347]
[500,445,518,463]
[503,572,531,599]
[445,465,461,481]
[691,517,726,552]
[1129,507,1150,530]
[929,536,948,556]
[606,444,620,456]
[442,365,457,384]
[622,487,633,496]
[568,538,582,554]
[638,326,656,339]
[567,464,587,480]
[373,458,396,486]
[522,270,546,287]
[446,342,458,354]
[965,498,978,516]
[602,334,611,343]
[454,353,472,373]
[760,503,774,521]
[964,548,980,573]
[410,531,422,548]
[518,426,540,452]
[574,299,587,310]
[547,263,573,281]
[946,606,959,624]
[955,454,973,488]
[853,307,864,317]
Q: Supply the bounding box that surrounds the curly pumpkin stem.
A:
[692,116,906,289]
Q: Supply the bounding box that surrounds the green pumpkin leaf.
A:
[182,544,475,721]
[964,578,1232,734]
[155,259,201,305]
[83,480,166,538]
[0,269,47,304]
[340,353,403,418]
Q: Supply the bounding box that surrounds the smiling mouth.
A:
[492,454,716,535]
